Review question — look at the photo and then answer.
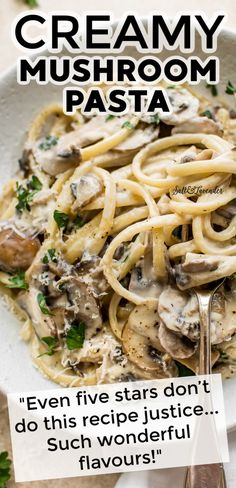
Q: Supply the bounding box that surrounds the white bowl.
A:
[0,28,236,429]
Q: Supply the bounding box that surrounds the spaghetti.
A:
[1,85,236,385]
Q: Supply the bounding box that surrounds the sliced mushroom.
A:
[122,321,177,377]
[0,227,40,272]
[17,286,56,338]
[158,321,196,359]
[161,88,199,125]
[96,352,172,383]
[33,115,130,176]
[121,300,177,376]
[33,137,82,176]
[76,255,110,298]
[158,283,236,344]
[172,116,223,136]
[158,285,199,341]
[71,174,102,210]
[175,253,236,289]
[127,302,163,348]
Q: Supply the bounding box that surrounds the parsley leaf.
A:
[39,135,59,151]
[15,183,31,212]
[39,336,58,357]
[15,175,42,213]
[122,121,134,130]
[150,113,160,125]
[0,451,11,488]
[225,80,236,95]
[37,293,53,316]
[53,210,69,229]
[206,84,218,97]
[228,273,236,280]
[6,271,29,290]
[200,110,213,119]
[65,322,86,350]
[30,175,43,191]
[106,114,116,121]
[24,0,38,6]
[42,249,58,264]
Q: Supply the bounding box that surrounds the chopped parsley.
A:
[53,210,69,229]
[6,271,29,290]
[175,361,194,377]
[65,322,86,350]
[150,113,160,125]
[24,0,38,6]
[200,110,213,119]
[106,114,116,121]
[15,183,32,212]
[122,121,134,130]
[42,249,58,264]
[37,293,53,316]
[0,451,11,488]
[39,336,58,357]
[225,81,236,95]
[206,83,218,97]
[39,135,59,151]
[30,175,43,191]
[15,176,42,213]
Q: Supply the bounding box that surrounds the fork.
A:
[175,225,228,487]
[184,279,227,488]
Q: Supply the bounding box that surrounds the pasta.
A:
[1,85,236,386]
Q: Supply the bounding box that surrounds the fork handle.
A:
[196,291,212,375]
[185,463,227,488]
[184,289,227,488]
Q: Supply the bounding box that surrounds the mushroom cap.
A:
[71,174,102,210]
[0,227,40,272]
[172,116,223,136]
[158,321,196,359]
[161,88,199,125]
[122,303,177,377]
[158,283,236,345]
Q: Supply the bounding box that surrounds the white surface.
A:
[0,27,236,422]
